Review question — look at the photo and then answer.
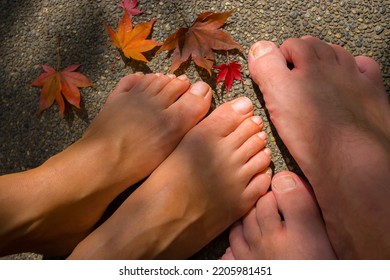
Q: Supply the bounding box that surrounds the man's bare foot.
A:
[221,171,336,260]
[0,73,211,256]
[68,97,272,259]
[248,36,390,259]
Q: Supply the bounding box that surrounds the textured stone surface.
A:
[0,0,389,259]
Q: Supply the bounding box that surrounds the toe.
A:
[354,56,384,86]
[129,73,162,94]
[145,74,180,99]
[255,191,283,235]
[248,41,290,89]
[166,81,212,135]
[301,35,338,62]
[271,171,321,230]
[227,116,264,149]
[271,171,336,259]
[236,131,267,164]
[241,148,272,178]
[228,221,252,259]
[156,75,191,106]
[280,37,319,70]
[220,247,235,260]
[110,73,144,96]
[196,97,254,137]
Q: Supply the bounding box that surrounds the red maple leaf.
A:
[214,60,242,94]
[117,0,143,18]
[32,64,92,117]
[159,10,243,75]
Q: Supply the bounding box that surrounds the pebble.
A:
[374,25,384,35]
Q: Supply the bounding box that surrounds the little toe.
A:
[354,56,385,86]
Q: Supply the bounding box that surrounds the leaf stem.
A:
[226,50,230,64]
[56,36,61,71]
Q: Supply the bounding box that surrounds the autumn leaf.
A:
[214,61,242,94]
[104,12,160,62]
[159,10,244,74]
[32,64,92,117]
[117,0,143,18]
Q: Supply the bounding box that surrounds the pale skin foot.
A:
[0,73,211,256]
[68,97,272,259]
[221,171,336,260]
[248,36,390,259]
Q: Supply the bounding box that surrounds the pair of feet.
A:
[69,36,390,259]
[1,36,388,259]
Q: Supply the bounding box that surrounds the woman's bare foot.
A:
[221,171,336,260]
[0,73,211,256]
[68,97,272,259]
[248,36,390,259]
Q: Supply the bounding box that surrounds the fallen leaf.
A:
[159,10,243,74]
[32,64,92,117]
[104,12,160,62]
[214,60,242,93]
[117,0,143,18]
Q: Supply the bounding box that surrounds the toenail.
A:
[177,74,188,81]
[263,148,272,157]
[272,175,297,192]
[251,116,263,125]
[190,81,209,97]
[167,74,176,78]
[232,97,253,114]
[258,131,267,140]
[250,41,274,59]
[265,167,273,177]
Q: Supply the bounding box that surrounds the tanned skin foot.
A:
[222,171,336,260]
[69,97,272,259]
[248,36,390,259]
[0,73,211,256]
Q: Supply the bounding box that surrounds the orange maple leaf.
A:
[104,12,161,62]
[159,10,244,74]
[32,64,92,117]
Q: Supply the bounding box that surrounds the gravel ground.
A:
[0,0,389,260]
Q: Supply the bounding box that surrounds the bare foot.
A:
[221,171,336,260]
[0,73,211,256]
[248,36,390,259]
[68,97,272,259]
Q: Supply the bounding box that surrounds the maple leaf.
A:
[104,12,160,62]
[214,61,242,94]
[159,10,244,74]
[117,0,143,18]
[32,64,92,117]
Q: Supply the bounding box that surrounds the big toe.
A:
[248,41,290,90]
[270,171,336,259]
